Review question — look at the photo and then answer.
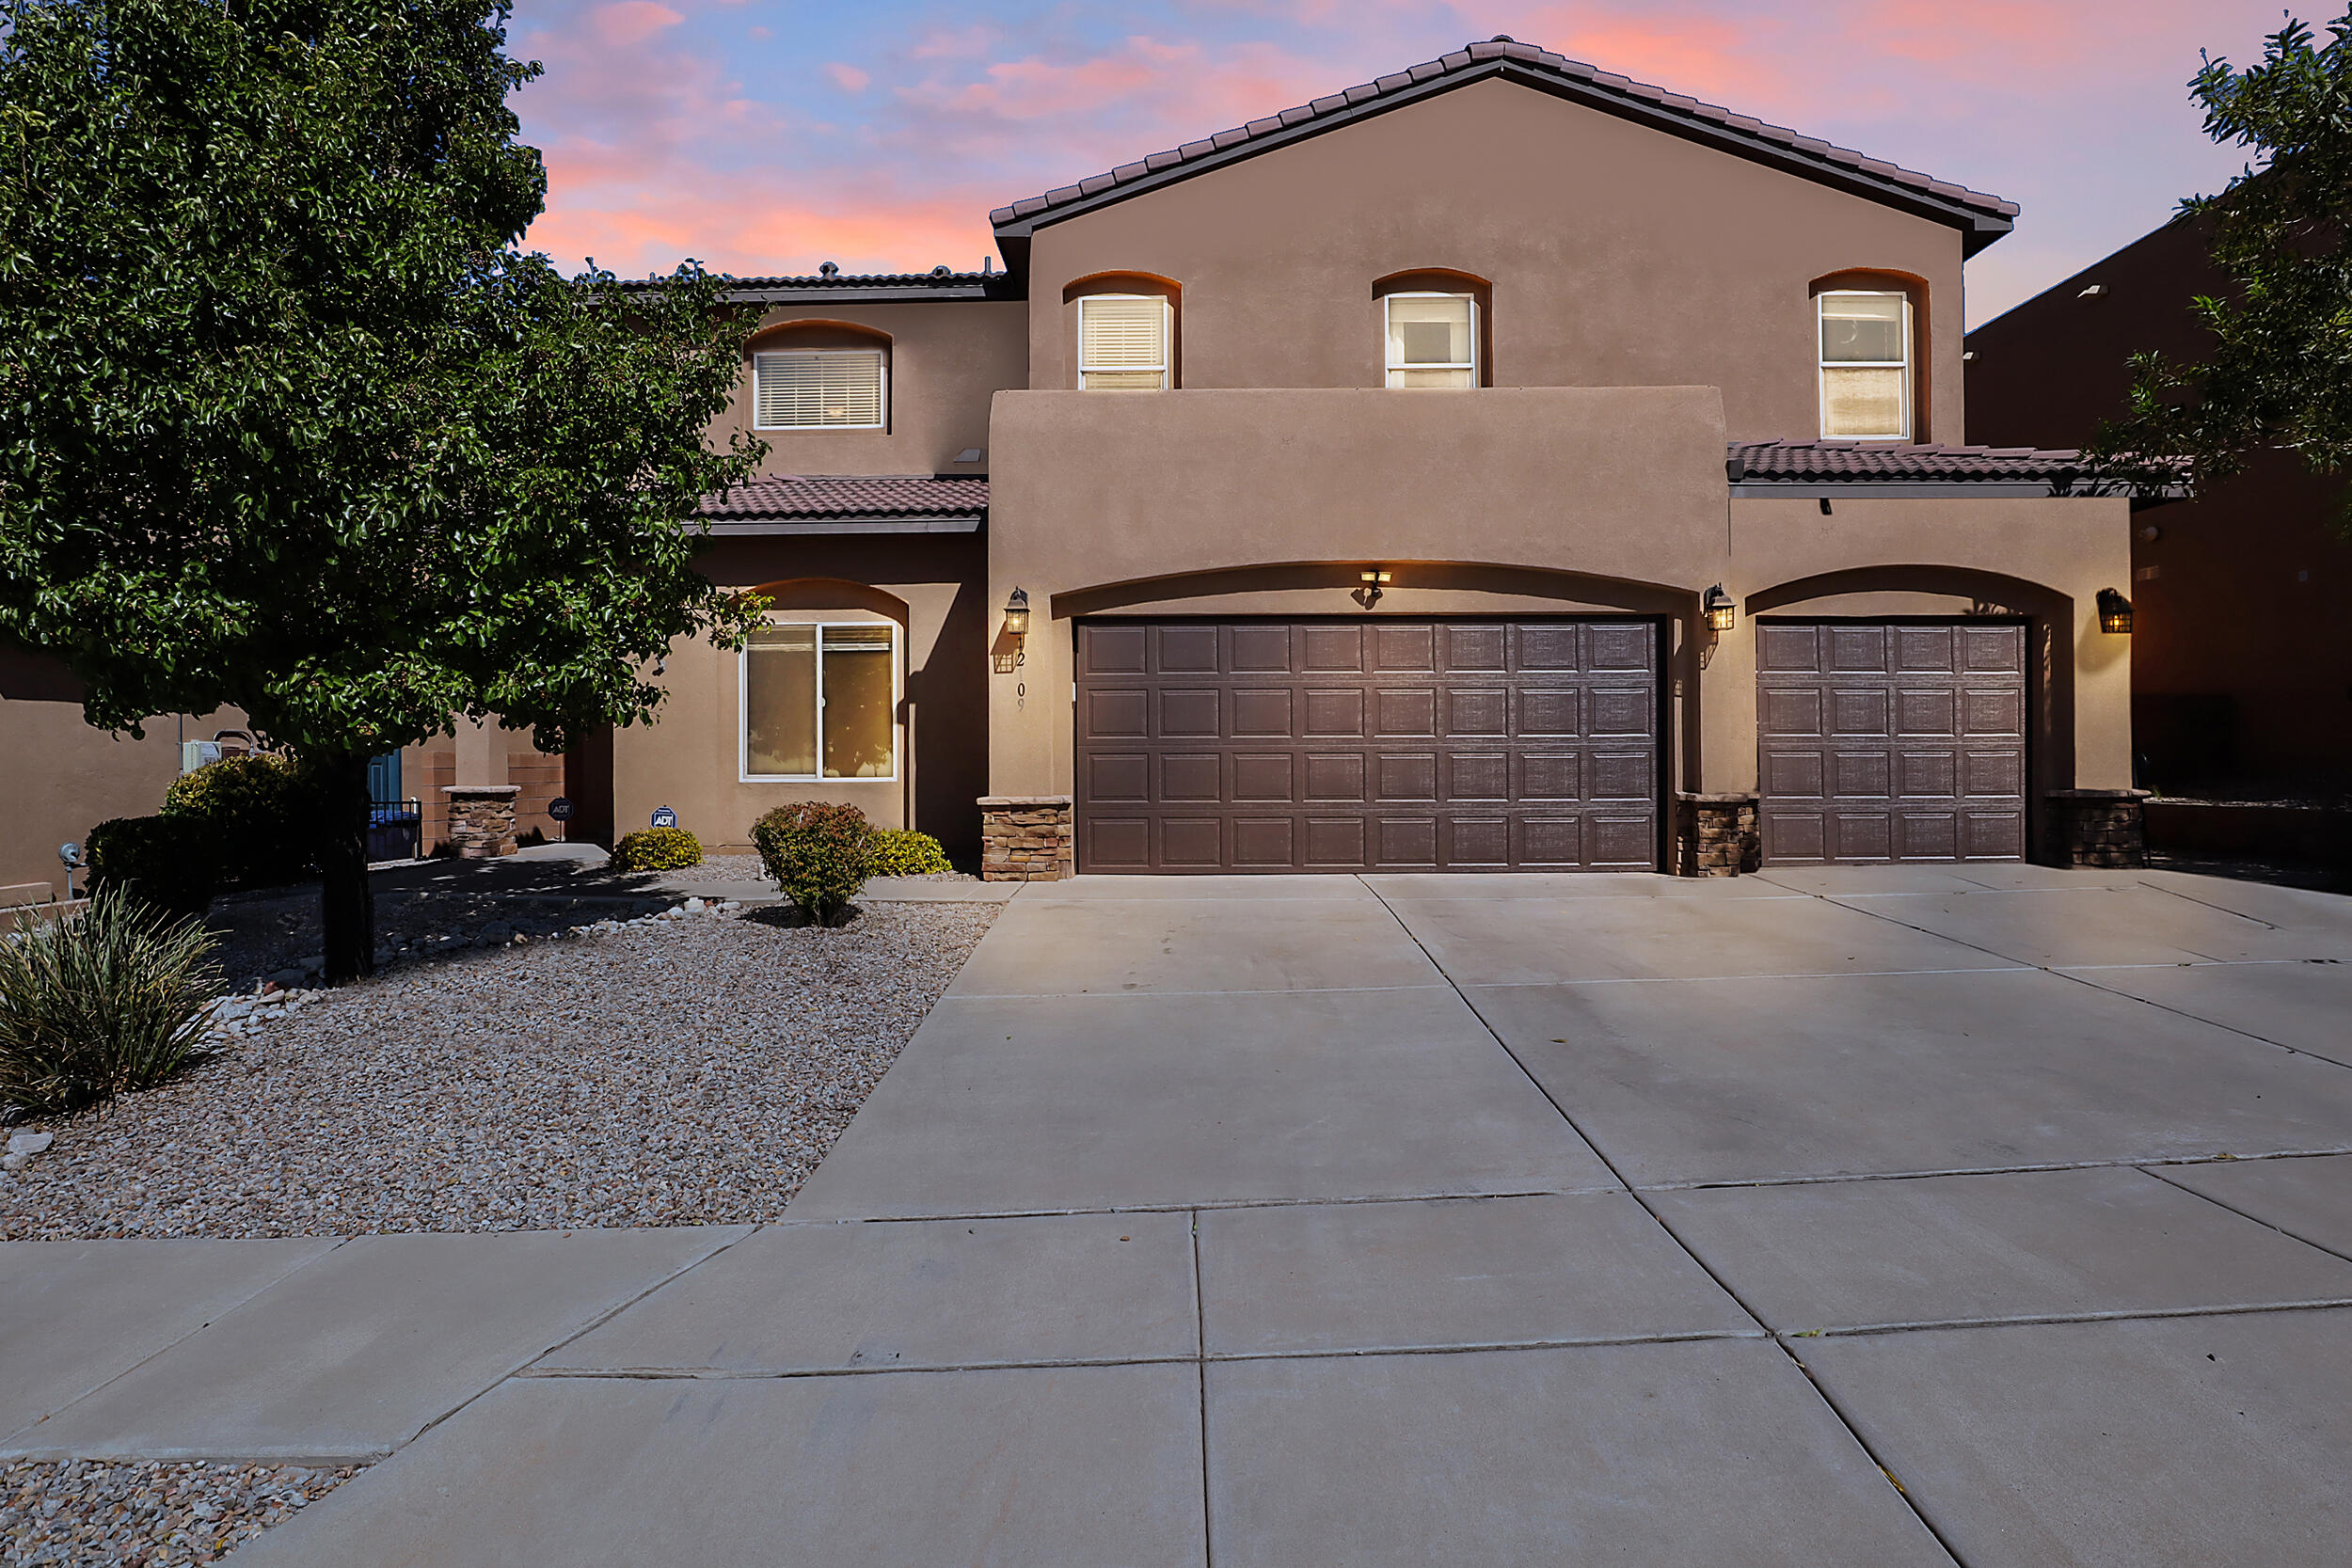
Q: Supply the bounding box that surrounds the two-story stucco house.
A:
[567,38,2151,879]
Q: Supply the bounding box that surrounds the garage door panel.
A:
[1304,752,1366,802]
[1158,625,1220,673]
[1762,620,2026,866]
[1078,618,1659,872]
[1231,753,1295,803]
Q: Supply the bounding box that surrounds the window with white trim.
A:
[753,349,886,430]
[1384,293,1476,388]
[1078,294,1170,389]
[1818,291,1912,439]
[741,622,898,781]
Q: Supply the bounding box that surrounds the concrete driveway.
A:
[11,864,2352,1565]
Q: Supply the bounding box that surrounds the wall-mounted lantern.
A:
[1704,584,1737,633]
[1003,587,1030,639]
[1359,568,1391,610]
[2096,587,2134,634]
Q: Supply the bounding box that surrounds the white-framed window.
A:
[740,620,898,782]
[1078,294,1170,389]
[1384,293,1477,388]
[1818,291,1912,439]
[753,349,886,430]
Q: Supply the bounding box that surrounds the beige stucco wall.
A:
[714,301,1025,479]
[607,535,989,855]
[1023,77,1966,443]
[985,386,1733,798]
[0,647,240,900]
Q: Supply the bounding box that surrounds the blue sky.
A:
[505,0,2302,325]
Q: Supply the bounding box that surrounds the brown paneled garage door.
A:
[1757,620,2027,864]
[1075,618,1661,873]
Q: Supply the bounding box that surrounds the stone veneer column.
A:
[441,784,521,860]
[979,795,1074,881]
[2048,787,2152,869]
[1673,792,1761,877]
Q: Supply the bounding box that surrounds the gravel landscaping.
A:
[0,900,997,1240]
[2,1459,364,1566]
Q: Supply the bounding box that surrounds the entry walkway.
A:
[8,865,2352,1564]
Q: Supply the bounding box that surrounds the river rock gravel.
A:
[0,902,996,1240]
[1,1458,364,1566]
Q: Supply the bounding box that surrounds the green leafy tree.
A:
[2090,9,2352,530]
[0,0,766,980]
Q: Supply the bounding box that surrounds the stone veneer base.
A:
[2050,788,2152,869]
[443,784,522,860]
[979,795,1074,882]
[1674,792,1761,877]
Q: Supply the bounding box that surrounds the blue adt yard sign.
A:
[651,806,678,829]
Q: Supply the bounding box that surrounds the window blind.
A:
[755,351,885,429]
[1080,296,1168,389]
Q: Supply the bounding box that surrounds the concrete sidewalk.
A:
[6,864,2351,1565]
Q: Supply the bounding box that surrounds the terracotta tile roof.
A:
[1729,440,2087,484]
[700,475,988,521]
[991,39,2017,235]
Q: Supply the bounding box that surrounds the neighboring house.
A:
[1964,213,2352,800]
[0,642,242,908]
[577,39,2148,878]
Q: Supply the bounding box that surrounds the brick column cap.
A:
[2046,788,2153,800]
[1674,791,1760,804]
[978,794,1073,808]
[443,784,522,800]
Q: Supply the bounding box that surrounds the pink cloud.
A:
[588,0,681,48]
[826,62,871,92]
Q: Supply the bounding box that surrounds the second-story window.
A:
[1385,293,1477,388]
[754,349,886,430]
[1818,291,1911,439]
[1079,295,1170,389]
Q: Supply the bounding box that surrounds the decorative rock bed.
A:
[1,1458,365,1566]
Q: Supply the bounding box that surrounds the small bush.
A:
[163,752,326,887]
[869,828,953,877]
[610,827,704,872]
[85,816,220,923]
[0,888,221,1114]
[753,802,874,925]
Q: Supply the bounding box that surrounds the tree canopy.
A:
[0,0,766,975]
[2090,8,2352,530]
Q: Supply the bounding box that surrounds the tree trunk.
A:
[318,751,375,985]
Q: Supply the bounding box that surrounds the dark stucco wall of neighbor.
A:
[1967,214,2352,792]
[1022,77,1966,445]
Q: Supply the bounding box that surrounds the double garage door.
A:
[1072,615,2029,873]
[1075,618,1661,872]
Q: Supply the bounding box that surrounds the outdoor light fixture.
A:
[2097,587,2134,634]
[1003,587,1030,639]
[1359,569,1391,609]
[1704,584,1737,633]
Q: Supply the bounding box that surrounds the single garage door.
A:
[1075,617,1661,873]
[1757,620,2026,864]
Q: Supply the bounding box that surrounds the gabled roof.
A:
[697,475,988,535]
[991,39,2016,261]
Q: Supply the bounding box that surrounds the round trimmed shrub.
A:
[610,827,704,872]
[753,802,874,925]
[0,887,221,1114]
[85,815,220,923]
[869,828,953,877]
[163,752,326,887]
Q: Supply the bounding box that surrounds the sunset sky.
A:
[504,0,2301,328]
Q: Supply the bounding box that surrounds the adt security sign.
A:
[651,805,679,830]
[547,796,575,822]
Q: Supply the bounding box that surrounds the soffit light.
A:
[1704,584,1737,632]
[2097,587,2133,634]
[1003,588,1030,638]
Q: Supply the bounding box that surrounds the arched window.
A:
[749,321,890,431]
[1812,273,1927,440]
[1375,270,1491,388]
[1066,274,1179,389]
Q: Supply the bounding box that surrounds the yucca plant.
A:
[0,889,222,1115]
